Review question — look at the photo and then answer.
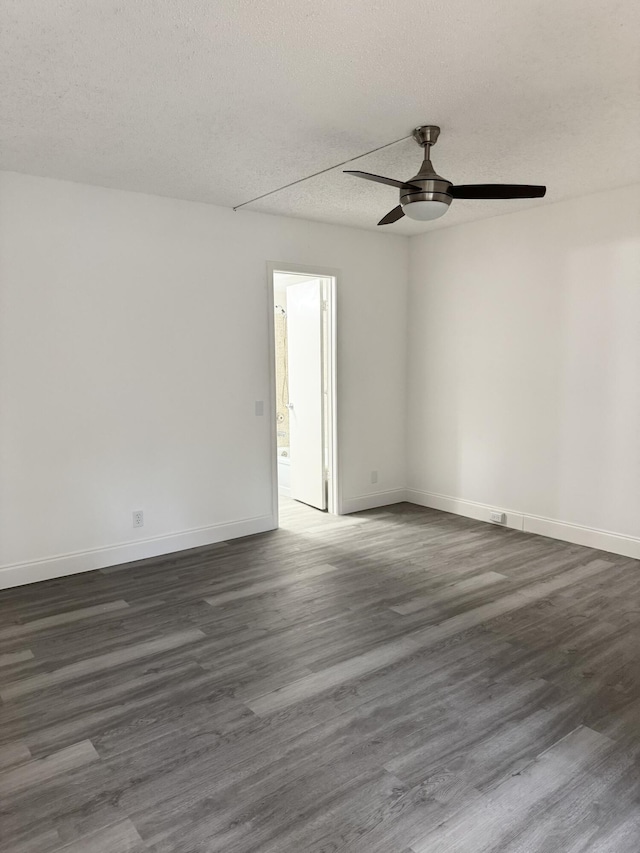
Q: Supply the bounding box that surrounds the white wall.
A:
[407,185,640,557]
[0,172,408,586]
[3,172,637,589]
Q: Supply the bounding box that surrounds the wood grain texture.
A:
[0,629,206,701]
[0,599,129,640]
[0,740,99,796]
[0,741,32,770]
[0,649,34,667]
[0,497,638,852]
[54,820,147,853]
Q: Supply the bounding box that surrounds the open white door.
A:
[286,279,326,510]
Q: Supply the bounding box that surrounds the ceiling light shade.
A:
[402,199,450,221]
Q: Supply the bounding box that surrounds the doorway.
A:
[268,265,338,521]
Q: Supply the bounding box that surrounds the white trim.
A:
[0,514,275,590]
[325,275,340,515]
[278,485,292,498]
[522,514,640,560]
[405,489,640,559]
[341,489,407,514]
[266,266,280,529]
[406,489,525,531]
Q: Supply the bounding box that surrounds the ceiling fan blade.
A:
[377,206,405,226]
[450,184,546,199]
[344,171,421,192]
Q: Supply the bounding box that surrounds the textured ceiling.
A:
[2,0,639,234]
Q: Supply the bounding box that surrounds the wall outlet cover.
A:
[489,511,506,524]
[133,510,144,528]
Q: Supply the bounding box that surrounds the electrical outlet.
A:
[370,470,378,484]
[133,510,144,528]
[489,511,506,524]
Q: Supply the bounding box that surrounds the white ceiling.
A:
[2,0,639,234]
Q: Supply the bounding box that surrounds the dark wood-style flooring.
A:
[1,498,640,852]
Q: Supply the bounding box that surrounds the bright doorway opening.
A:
[268,265,339,522]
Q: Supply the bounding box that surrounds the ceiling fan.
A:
[344,126,546,225]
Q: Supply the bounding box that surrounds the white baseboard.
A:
[341,489,407,514]
[405,489,640,560]
[278,485,291,498]
[522,514,640,560]
[0,514,276,590]
[406,490,525,531]
[4,491,636,591]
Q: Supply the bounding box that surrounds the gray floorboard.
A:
[0,498,639,852]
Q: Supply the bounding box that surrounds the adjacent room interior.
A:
[272,269,337,515]
[1,1,639,851]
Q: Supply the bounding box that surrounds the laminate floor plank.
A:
[1,750,135,850]
[0,649,34,668]
[410,726,616,853]
[3,828,62,853]
[0,629,206,701]
[0,741,32,770]
[389,570,509,614]
[203,561,342,606]
[0,740,99,799]
[51,819,149,853]
[0,498,638,852]
[0,600,130,641]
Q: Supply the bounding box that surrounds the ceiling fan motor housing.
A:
[400,177,453,209]
[401,125,452,212]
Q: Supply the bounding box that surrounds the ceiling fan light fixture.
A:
[402,199,450,221]
[344,125,546,227]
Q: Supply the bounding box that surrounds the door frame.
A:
[267,262,341,524]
